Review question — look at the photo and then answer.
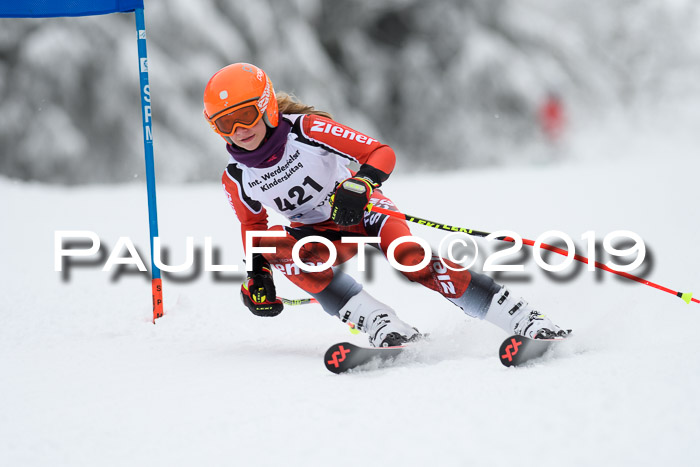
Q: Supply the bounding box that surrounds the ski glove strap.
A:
[240,254,283,317]
[330,176,376,226]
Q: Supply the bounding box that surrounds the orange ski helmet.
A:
[203,63,279,139]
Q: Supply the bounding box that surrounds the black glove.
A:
[240,254,283,317]
[330,176,376,226]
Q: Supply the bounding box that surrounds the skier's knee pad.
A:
[309,268,362,317]
[448,270,501,319]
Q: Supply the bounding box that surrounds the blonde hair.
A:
[276,92,333,120]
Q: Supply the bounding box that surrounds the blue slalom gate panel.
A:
[0,0,144,18]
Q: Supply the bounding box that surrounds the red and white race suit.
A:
[222,113,473,300]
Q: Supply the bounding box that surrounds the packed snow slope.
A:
[1,121,699,467]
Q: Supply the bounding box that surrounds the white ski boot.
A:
[339,289,421,347]
[484,286,569,339]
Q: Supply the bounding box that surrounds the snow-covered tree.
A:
[0,0,698,183]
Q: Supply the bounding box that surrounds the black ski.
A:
[498,334,567,367]
[324,334,568,373]
[324,342,405,374]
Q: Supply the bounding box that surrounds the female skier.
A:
[203,63,569,347]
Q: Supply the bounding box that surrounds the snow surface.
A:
[1,117,699,467]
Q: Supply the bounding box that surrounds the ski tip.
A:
[324,342,355,374]
[499,335,526,367]
[498,333,568,367]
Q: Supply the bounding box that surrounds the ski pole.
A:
[280,297,318,306]
[368,204,698,305]
[279,296,360,334]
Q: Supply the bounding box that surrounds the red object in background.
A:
[539,93,566,141]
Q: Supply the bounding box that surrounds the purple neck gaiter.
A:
[226,115,291,169]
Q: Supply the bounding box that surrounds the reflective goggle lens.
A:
[213,105,261,134]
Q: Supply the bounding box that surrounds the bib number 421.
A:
[273,176,323,212]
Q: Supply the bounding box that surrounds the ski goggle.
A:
[204,99,262,136]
